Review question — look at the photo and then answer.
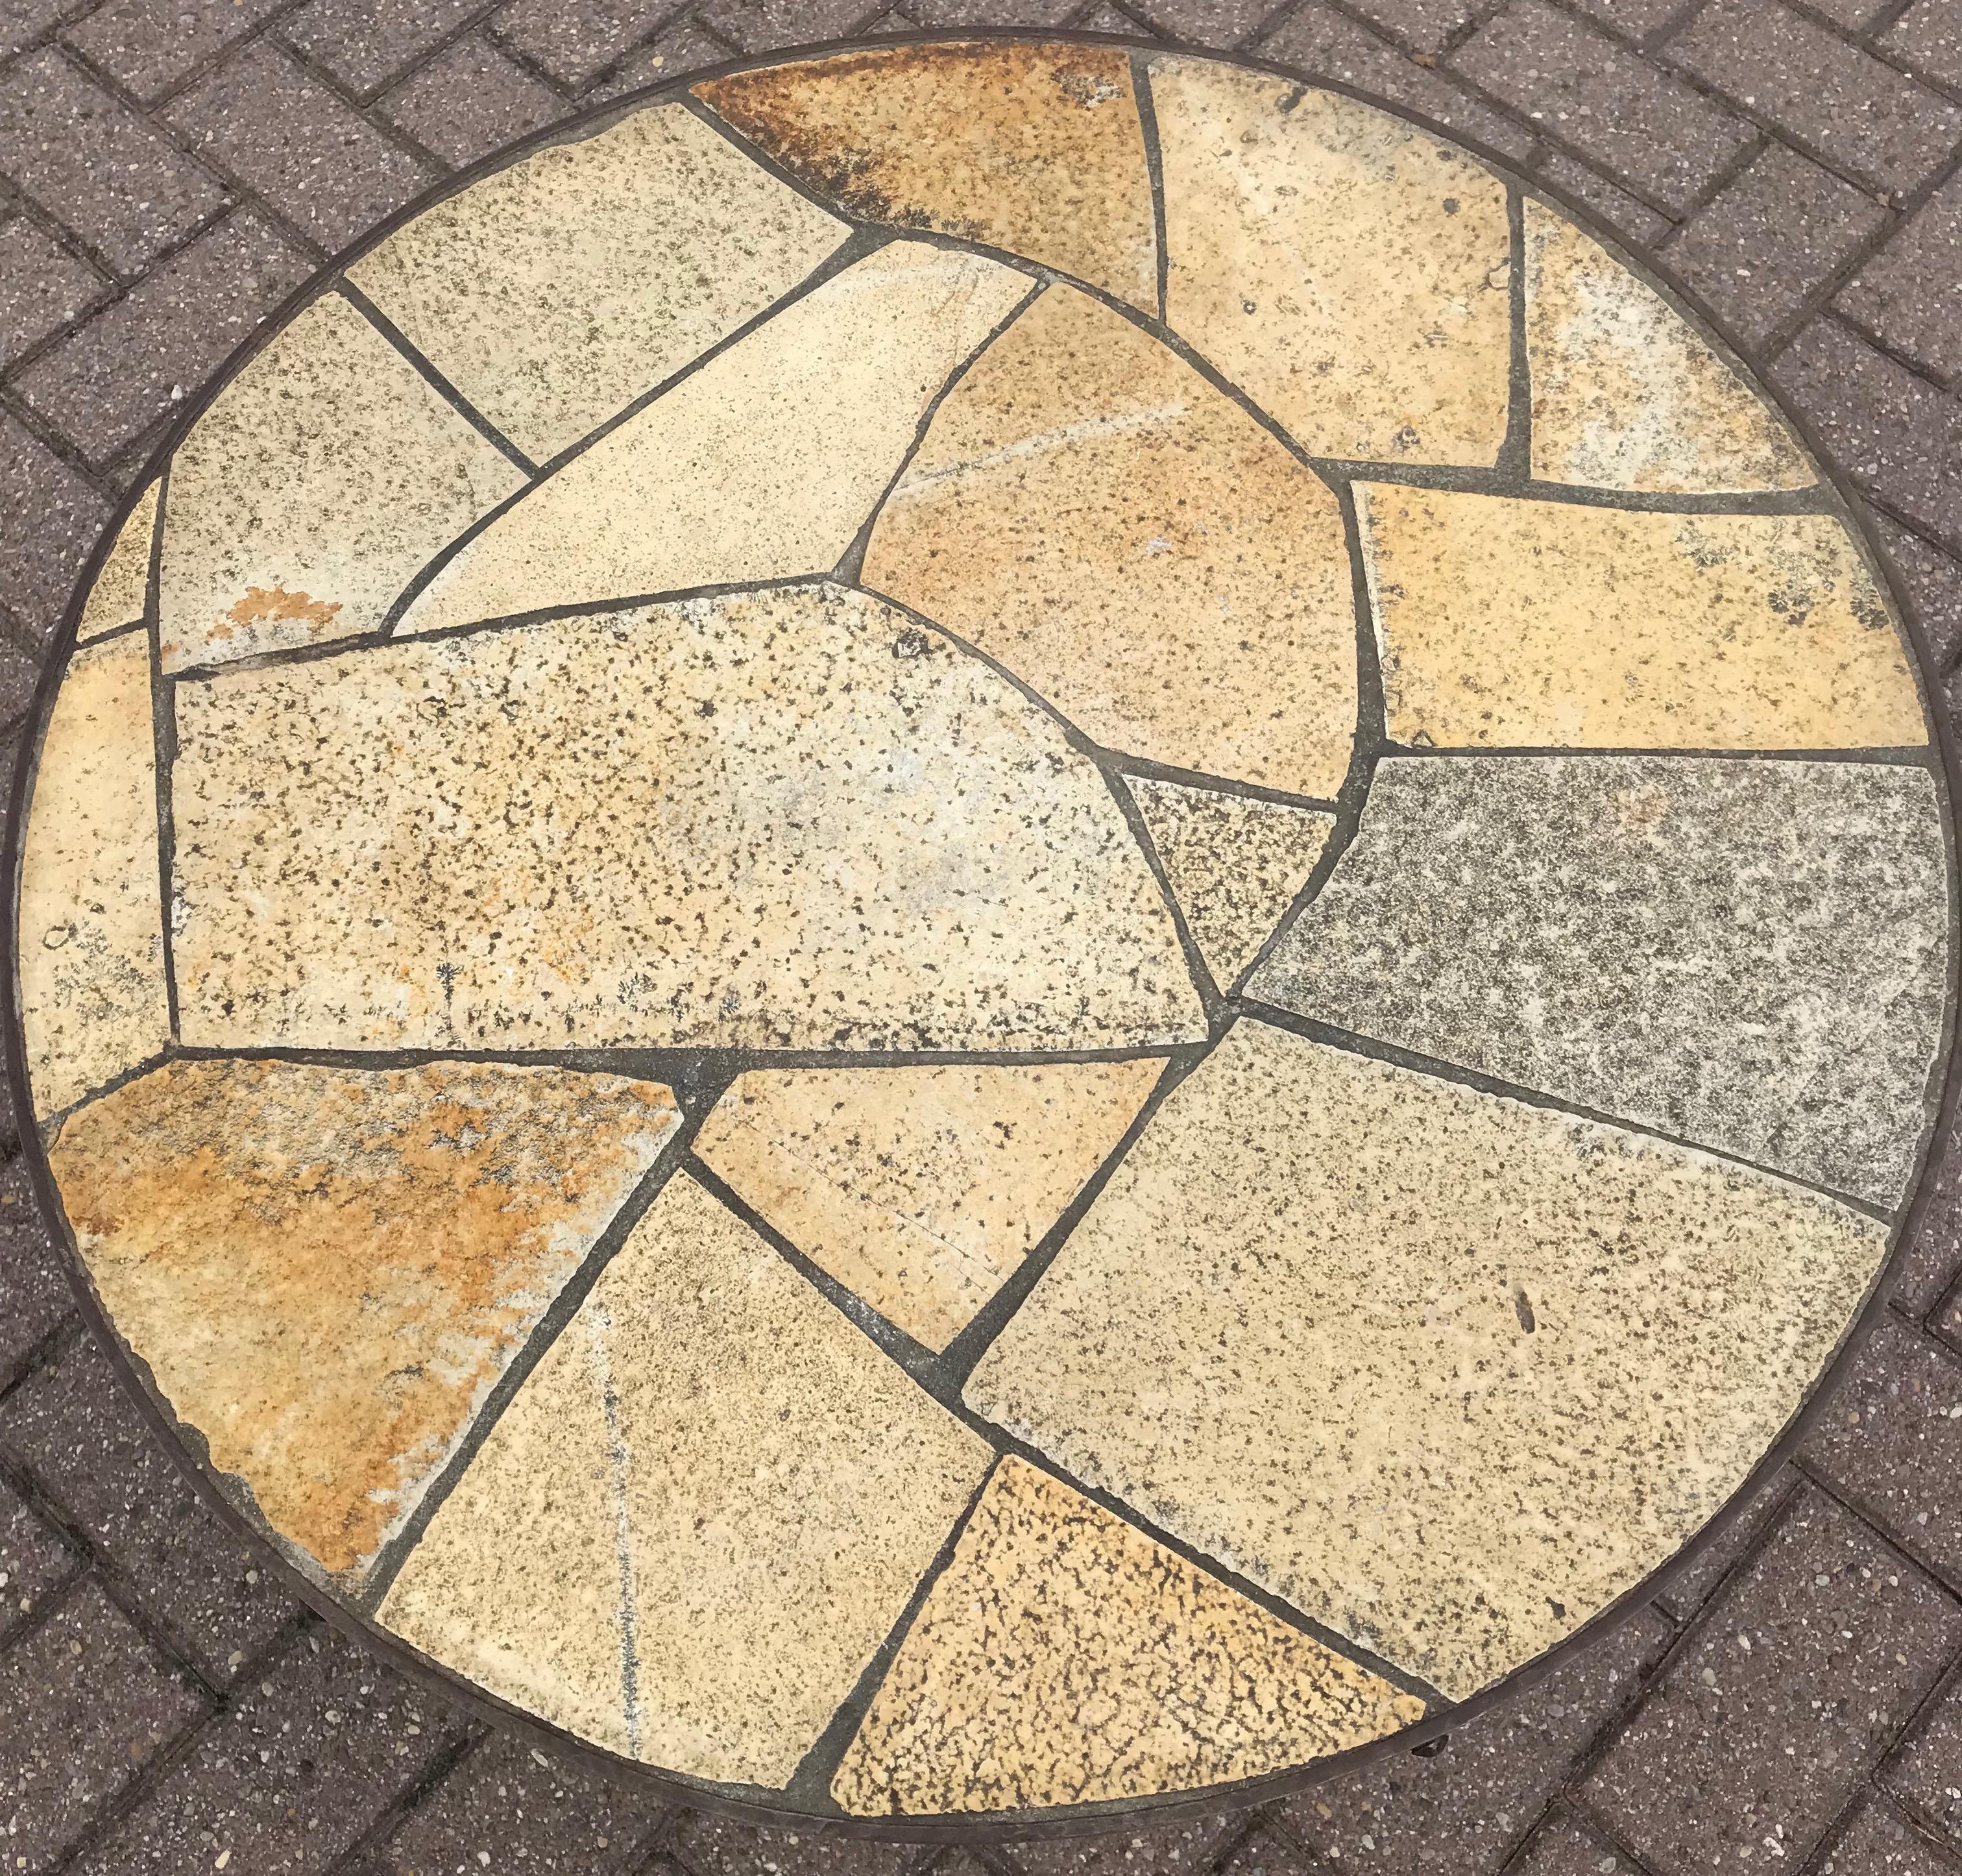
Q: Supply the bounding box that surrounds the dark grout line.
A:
[334,280,539,474]
[318,1725,487,1876]
[1382,741,1941,766]
[143,465,178,1045]
[1791,1454,1962,1605]
[1497,183,1531,478]
[1130,47,1170,324]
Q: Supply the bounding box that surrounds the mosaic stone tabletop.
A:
[5,31,1956,1839]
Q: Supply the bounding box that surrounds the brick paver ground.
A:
[0,0,1959,1870]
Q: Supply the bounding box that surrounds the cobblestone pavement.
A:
[1,0,1961,1870]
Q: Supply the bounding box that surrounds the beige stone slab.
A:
[1360,487,1925,750]
[19,633,168,1118]
[48,1058,678,1579]
[395,243,1033,639]
[1525,201,1813,493]
[1152,56,1510,465]
[965,1019,1886,1699]
[172,582,1204,1053]
[382,1169,993,1786]
[833,1456,1422,1814]
[348,104,849,465]
[1128,778,1335,988]
[77,481,158,643]
[694,1059,1165,1352]
[158,293,526,672]
[863,286,1357,798]
[697,43,1157,313]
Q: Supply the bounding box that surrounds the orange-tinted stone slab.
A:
[698,42,1159,312]
[47,1058,679,1579]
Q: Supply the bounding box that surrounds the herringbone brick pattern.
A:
[1,1,1959,1870]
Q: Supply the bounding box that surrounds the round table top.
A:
[11,32,1954,1837]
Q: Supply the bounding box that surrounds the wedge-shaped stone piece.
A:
[696,1059,1165,1352]
[348,104,849,464]
[1361,489,1925,751]
[396,243,1032,638]
[1250,756,1946,1205]
[77,480,158,643]
[864,286,1357,797]
[1152,56,1510,465]
[47,1058,679,1578]
[172,583,1205,1053]
[1525,201,1813,493]
[19,633,167,1117]
[698,42,1158,313]
[965,1020,1887,1699]
[158,293,526,671]
[833,1456,1422,1814]
[1128,777,1336,988]
[380,1170,993,1785]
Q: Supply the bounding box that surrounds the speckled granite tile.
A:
[1525,200,1814,493]
[348,103,848,465]
[381,1169,991,1786]
[1358,489,1924,750]
[172,583,1203,1053]
[75,480,156,643]
[157,293,526,672]
[965,1018,1887,1699]
[694,1059,1163,1350]
[46,1057,678,1579]
[1152,56,1510,465]
[697,42,1157,311]
[832,1456,1421,1814]
[1249,757,1948,1206]
[1128,778,1335,988]
[394,242,1032,638]
[863,285,1357,798]
[18,631,168,1119]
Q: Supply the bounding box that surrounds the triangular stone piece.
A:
[694,1059,1165,1352]
[77,479,158,642]
[697,42,1159,313]
[831,1456,1422,1815]
[1129,776,1335,990]
[49,1057,680,1579]
[1525,199,1813,494]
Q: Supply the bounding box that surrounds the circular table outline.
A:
[5,28,1956,1843]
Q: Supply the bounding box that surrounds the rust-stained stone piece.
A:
[864,284,1358,798]
[47,1057,681,1579]
[832,1456,1423,1815]
[694,1058,1165,1351]
[18,631,169,1119]
[697,42,1159,313]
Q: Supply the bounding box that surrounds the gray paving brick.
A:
[350,1729,666,1875]
[1666,140,1887,350]
[1882,1,1962,97]
[1883,1663,1962,1852]
[590,16,738,97]
[0,411,110,640]
[1119,0,1270,42]
[63,0,293,106]
[13,205,309,465]
[1655,1465,1802,1622]
[1584,1485,1962,1876]
[0,0,84,59]
[1872,517,1962,671]
[1800,0,1898,29]
[1824,1796,1962,1875]
[1534,150,1673,247]
[670,1811,925,1875]
[1566,0,1699,40]
[0,1469,77,1644]
[71,1623,463,1876]
[0,1162,73,1380]
[899,0,1080,23]
[1669,0,1962,203]
[1451,0,1752,212]
[1839,173,1962,387]
[1505,1808,1629,1876]
[1261,3,1540,160]
[282,0,492,98]
[0,49,226,275]
[165,39,431,256]
[1804,1315,1962,1588]
[1276,1610,1671,1876]
[0,219,102,367]
[378,32,566,169]
[1318,0,1477,54]
[1005,1810,1250,1875]
[693,0,877,51]
[0,1333,298,1685]
[490,0,681,88]
[1773,317,1962,555]
[0,1575,206,1871]
[1215,1833,1311,1876]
